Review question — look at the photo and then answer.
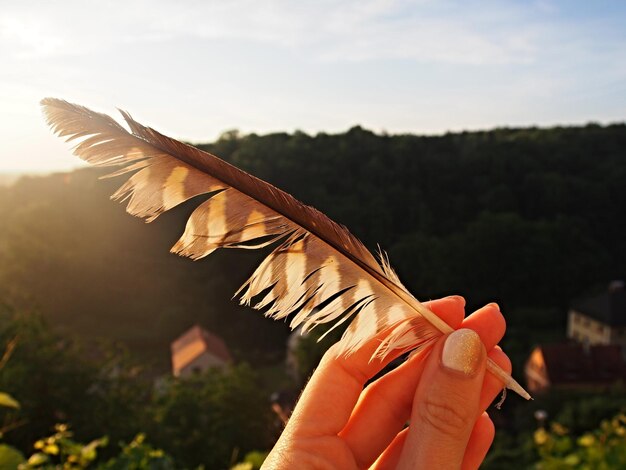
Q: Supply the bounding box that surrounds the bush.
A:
[534,412,626,469]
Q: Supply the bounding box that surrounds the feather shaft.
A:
[41,98,531,400]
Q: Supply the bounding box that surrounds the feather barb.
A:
[40,98,531,400]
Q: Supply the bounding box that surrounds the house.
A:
[524,343,626,394]
[170,325,233,377]
[567,281,626,347]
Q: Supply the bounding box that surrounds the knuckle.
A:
[418,396,472,438]
[365,383,408,426]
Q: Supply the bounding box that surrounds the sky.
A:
[0,0,625,172]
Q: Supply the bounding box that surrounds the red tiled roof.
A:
[540,343,626,386]
[171,325,232,373]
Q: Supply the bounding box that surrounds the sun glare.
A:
[0,17,63,58]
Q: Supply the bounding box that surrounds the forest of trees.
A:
[0,122,625,468]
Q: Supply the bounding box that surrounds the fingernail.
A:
[447,295,466,307]
[441,329,483,376]
[487,302,500,311]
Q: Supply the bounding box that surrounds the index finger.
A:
[286,296,466,436]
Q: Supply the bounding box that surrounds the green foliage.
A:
[1,123,626,468]
[290,325,343,384]
[291,331,326,383]
[390,212,606,308]
[553,389,626,435]
[20,424,107,469]
[151,364,274,469]
[0,444,25,469]
[482,430,537,470]
[230,450,268,470]
[0,309,113,451]
[0,340,25,469]
[8,425,174,470]
[534,412,626,469]
[99,434,175,470]
[0,313,274,469]
[1,123,625,371]
[0,392,20,410]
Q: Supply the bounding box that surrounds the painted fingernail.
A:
[442,329,483,376]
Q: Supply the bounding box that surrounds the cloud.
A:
[1,0,624,71]
[0,0,625,173]
[0,0,553,65]
[140,0,542,65]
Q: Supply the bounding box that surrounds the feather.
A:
[40,98,531,400]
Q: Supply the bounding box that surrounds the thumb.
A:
[398,328,487,470]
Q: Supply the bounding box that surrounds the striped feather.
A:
[41,98,531,399]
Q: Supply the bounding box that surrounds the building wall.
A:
[609,326,626,347]
[567,310,612,345]
[524,347,550,394]
[179,352,228,378]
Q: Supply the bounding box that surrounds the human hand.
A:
[262,296,512,469]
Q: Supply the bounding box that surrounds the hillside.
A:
[1,123,624,371]
[0,174,23,187]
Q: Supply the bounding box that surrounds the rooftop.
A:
[571,281,626,327]
[538,343,626,386]
[171,325,232,373]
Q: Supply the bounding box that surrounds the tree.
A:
[150,364,274,469]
